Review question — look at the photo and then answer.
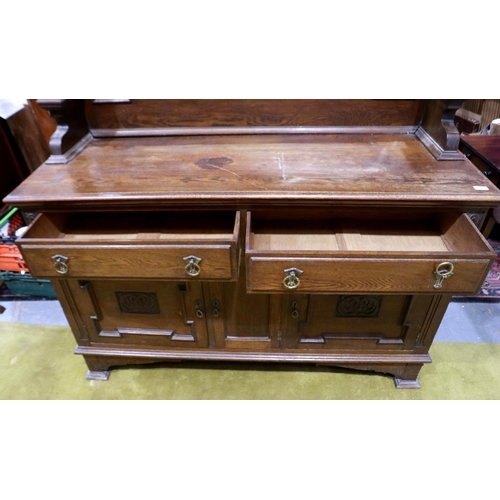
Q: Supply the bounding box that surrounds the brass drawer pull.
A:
[433,262,454,289]
[283,268,303,290]
[183,255,202,277]
[52,254,69,274]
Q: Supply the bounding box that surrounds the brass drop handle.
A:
[52,254,69,275]
[183,255,202,277]
[433,262,454,289]
[283,268,303,290]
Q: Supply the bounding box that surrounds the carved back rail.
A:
[36,99,465,163]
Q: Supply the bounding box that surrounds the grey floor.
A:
[1,298,499,343]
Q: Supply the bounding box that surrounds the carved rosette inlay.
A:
[335,295,382,318]
[116,292,160,314]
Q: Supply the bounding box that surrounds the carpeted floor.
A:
[2,321,500,399]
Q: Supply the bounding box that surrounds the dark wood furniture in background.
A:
[5,99,500,389]
[460,135,500,237]
[0,100,52,211]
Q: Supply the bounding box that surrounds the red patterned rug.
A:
[452,239,500,302]
[477,239,500,299]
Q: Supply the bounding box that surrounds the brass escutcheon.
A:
[213,299,220,318]
[195,300,204,318]
[283,268,303,290]
[433,262,455,289]
[52,254,69,274]
[183,255,202,277]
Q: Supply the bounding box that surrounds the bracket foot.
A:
[394,377,421,389]
[86,370,110,381]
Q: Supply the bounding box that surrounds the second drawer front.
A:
[21,245,235,280]
[248,257,491,294]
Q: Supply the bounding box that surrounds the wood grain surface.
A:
[86,99,424,130]
[247,257,491,294]
[5,134,500,210]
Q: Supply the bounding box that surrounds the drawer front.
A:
[247,257,491,294]
[246,211,495,294]
[21,245,235,279]
[17,211,240,280]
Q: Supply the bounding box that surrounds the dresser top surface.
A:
[5,133,500,210]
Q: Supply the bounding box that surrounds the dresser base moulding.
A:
[75,346,432,385]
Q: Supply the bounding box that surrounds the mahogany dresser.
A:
[5,99,500,388]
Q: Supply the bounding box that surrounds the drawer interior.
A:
[24,211,239,243]
[251,219,342,251]
[248,213,490,255]
[336,220,449,252]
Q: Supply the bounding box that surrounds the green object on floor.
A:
[1,321,500,399]
[0,272,57,299]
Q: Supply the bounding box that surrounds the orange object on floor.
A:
[0,244,29,272]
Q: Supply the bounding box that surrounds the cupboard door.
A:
[69,279,209,348]
[281,294,438,352]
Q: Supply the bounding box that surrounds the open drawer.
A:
[18,211,240,280]
[246,212,495,294]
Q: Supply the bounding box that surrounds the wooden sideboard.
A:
[5,99,500,388]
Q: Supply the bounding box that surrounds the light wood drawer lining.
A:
[247,212,490,255]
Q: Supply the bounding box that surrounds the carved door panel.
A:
[71,279,209,348]
[282,294,433,351]
[205,278,281,350]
